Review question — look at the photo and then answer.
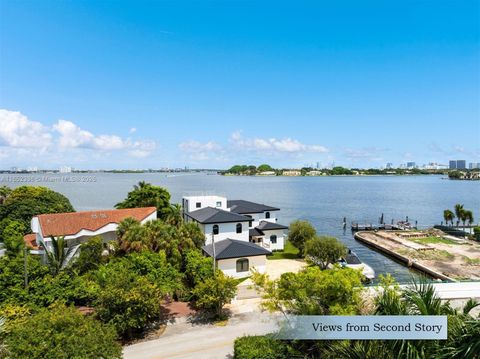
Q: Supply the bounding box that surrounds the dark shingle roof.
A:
[227,200,279,214]
[203,239,271,259]
[249,228,264,237]
[186,207,251,224]
[256,221,289,231]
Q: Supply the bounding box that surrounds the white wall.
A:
[241,212,277,227]
[183,195,228,213]
[203,221,249,244]
[217,255,267,279]
[261,229,285,251]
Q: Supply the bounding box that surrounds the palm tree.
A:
[165,203,183,227]
[464,210,474,229]
[443,209,455,226]
[454,204,464,228]
[45,236,78,275]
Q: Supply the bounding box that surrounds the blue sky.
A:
[0,0,478,169]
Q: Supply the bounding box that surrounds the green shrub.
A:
[192,270,237,318]
[5,305,121,359]
[473,227,480,241]
[0,186,74,231]
[234,335,294,359]
[72,236,105,274]
[93,262,162,338]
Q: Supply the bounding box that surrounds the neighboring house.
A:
[184,206,251,244]
[183,195,289,278]
[26,207,157,259]
[202,239,271,279]
[282,170,301,176]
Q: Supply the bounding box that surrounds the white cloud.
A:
[230,131,328,154]
[53,119,126,150]
[0,109,52,149]
[128,140,157,158]
[129,127,137,134]
[178,140,224,161]
[0,109,157,164]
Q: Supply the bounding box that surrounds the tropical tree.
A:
[115,181,173,220]
[5,305,121,358]
[443,209,455,226]
[288,220,317,257]
[45,236,78,275]
[0,186,74,231]
[464,210,474,229]
[72,236,104,274]
[252,266,363,316]
[192,270,237,319]
[328,277,480,359]
[304,235,347,270]
[454,204,464,227]
[2,220,26,256]
[165,203,183,226]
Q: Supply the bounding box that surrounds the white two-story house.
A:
[182,195,288,278]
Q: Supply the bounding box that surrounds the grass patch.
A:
[268,241,300,260]
[463,256,480,266]
[410,236,460,245]
[398,248,455,261]
[213,319,229,326]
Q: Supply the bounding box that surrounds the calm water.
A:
[2,173,479,283]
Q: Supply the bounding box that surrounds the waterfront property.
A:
[25,207,157,259]
[182,195,289,277]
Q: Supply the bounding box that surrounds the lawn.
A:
[410,236,460,245]
[268,240,299,260]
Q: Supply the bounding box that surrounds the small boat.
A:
[339,249,375,281]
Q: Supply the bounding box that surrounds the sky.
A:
[0,0,479,170]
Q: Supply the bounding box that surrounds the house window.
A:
[196,202,201,208]
[216,201,222,207]
[270,235,277,244]
[236,223,242,233]
[236,258,249,272]
[213,224,219,235]
[265,212,270,219]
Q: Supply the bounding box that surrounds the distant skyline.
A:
[0,1,479,169]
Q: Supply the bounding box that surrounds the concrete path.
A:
[123,311,278,359]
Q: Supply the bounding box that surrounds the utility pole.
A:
[212,232,216,275]
[23,247,28,288]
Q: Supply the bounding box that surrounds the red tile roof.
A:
[36,207,157,237]
[24,233,39,249]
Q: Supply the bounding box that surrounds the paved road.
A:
[123,311,279,359]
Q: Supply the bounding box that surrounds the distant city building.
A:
[386,162,393,169]
[406,162,416,169]
[59,166,72,173]
[27,166,38,172]
[456,160,466,169]
[423,162,447,170]
[469,162,480,169]
[316,162,320,169]
[450,160,466,170]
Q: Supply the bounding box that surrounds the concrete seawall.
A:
[354,231,456,282]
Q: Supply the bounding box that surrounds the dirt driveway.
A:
[236,259,306,299]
